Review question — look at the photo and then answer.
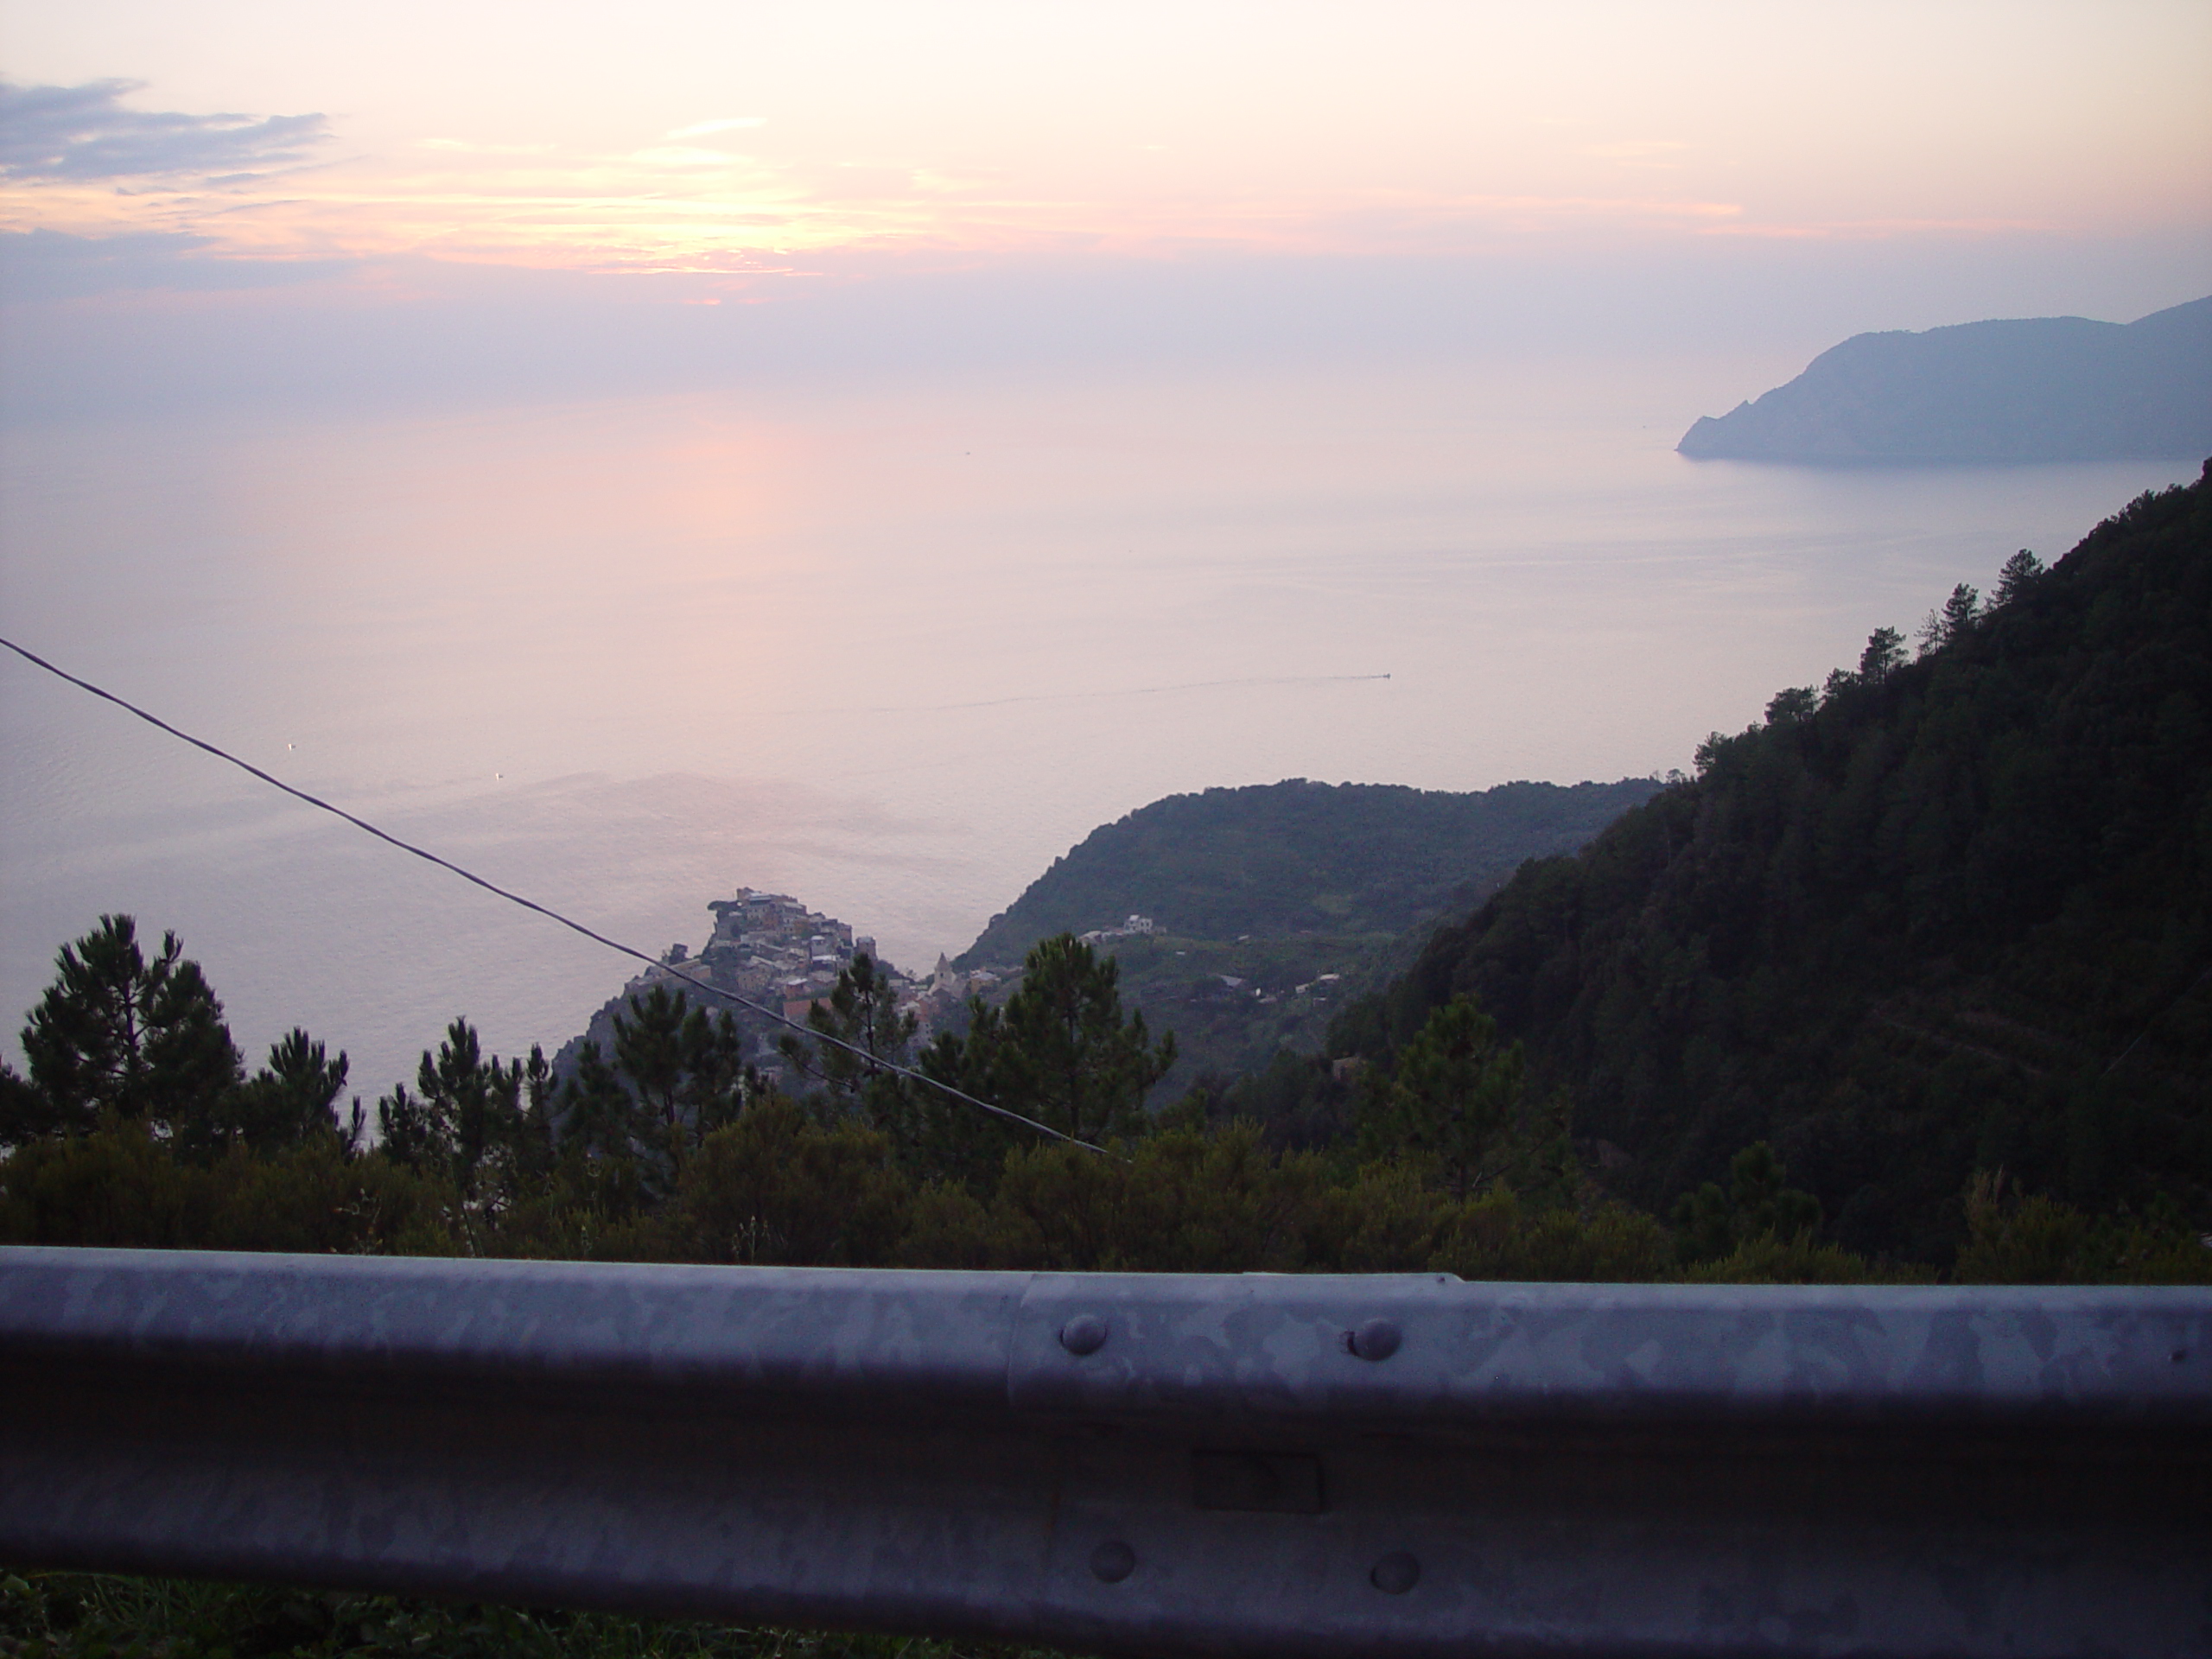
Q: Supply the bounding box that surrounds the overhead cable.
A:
[0,635,1109,1156]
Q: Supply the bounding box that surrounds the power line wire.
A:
[2103,963,2212,1077]
[0,634,1109,1156]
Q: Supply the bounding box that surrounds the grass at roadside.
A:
[0,1572,1075,1659]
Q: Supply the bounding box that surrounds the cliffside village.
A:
[611,889,1024,1077]
[558,885,1336,1093]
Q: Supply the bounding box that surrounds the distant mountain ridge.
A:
[958,774,1663,1101]
[958,777,1662,969]
[1679,296,2212,462]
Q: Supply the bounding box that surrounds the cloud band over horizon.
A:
[1,1,2205,282]
[0,79,328,185]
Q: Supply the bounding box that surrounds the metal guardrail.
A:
[1,1246,2207,1657]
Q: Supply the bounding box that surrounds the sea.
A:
[2,354,2197,1101]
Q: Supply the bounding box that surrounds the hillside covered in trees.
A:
[0,917,1694,1283]
[957,776,1661,1096]
[1334,462,2212,1261]
[1678,296,2212,461]
[960,777,1662,965]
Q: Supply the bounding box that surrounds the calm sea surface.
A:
[2,358,2196,1098]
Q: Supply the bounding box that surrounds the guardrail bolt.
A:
[1370,1552,1420,1595]
[1060,1314,1109,1356]
[1344,1319,1402,1361]
[1090,1540,1136,1583]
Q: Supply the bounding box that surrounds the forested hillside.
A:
[956,776,1661,1096]
[1339,463,2212,1260]
[957,777,1661,967]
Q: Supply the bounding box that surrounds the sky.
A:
[3,0,2209,409]
[4,1,2209,264]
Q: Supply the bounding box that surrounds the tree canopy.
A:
[17,914,240,1139]
[958,776,1662,967]
[3,913,366,1162]
[1338,463,2212,1260]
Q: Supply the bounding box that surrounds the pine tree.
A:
[187,1027,358,1158]
[919,935,1177,1163]
[378,1018,529,1200]
[1992,548,2044,607]
[1920,582,1981,655]
[17,915,241,1141]
[1859,626,1907,682]
[779,954,914,1104]
[1361,995,1525,1198]
[611,985,745,1173]
[995,936,1176,1145]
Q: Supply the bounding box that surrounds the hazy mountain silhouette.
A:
[1680,296,2212,462]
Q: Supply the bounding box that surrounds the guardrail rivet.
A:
[1060,1314,1109,1356]
[1344,1318,1402,1361]
[1370,1552,1420,1594]
[1090,1540,1136,1583]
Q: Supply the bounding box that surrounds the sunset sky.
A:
[3,1,2207,294]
